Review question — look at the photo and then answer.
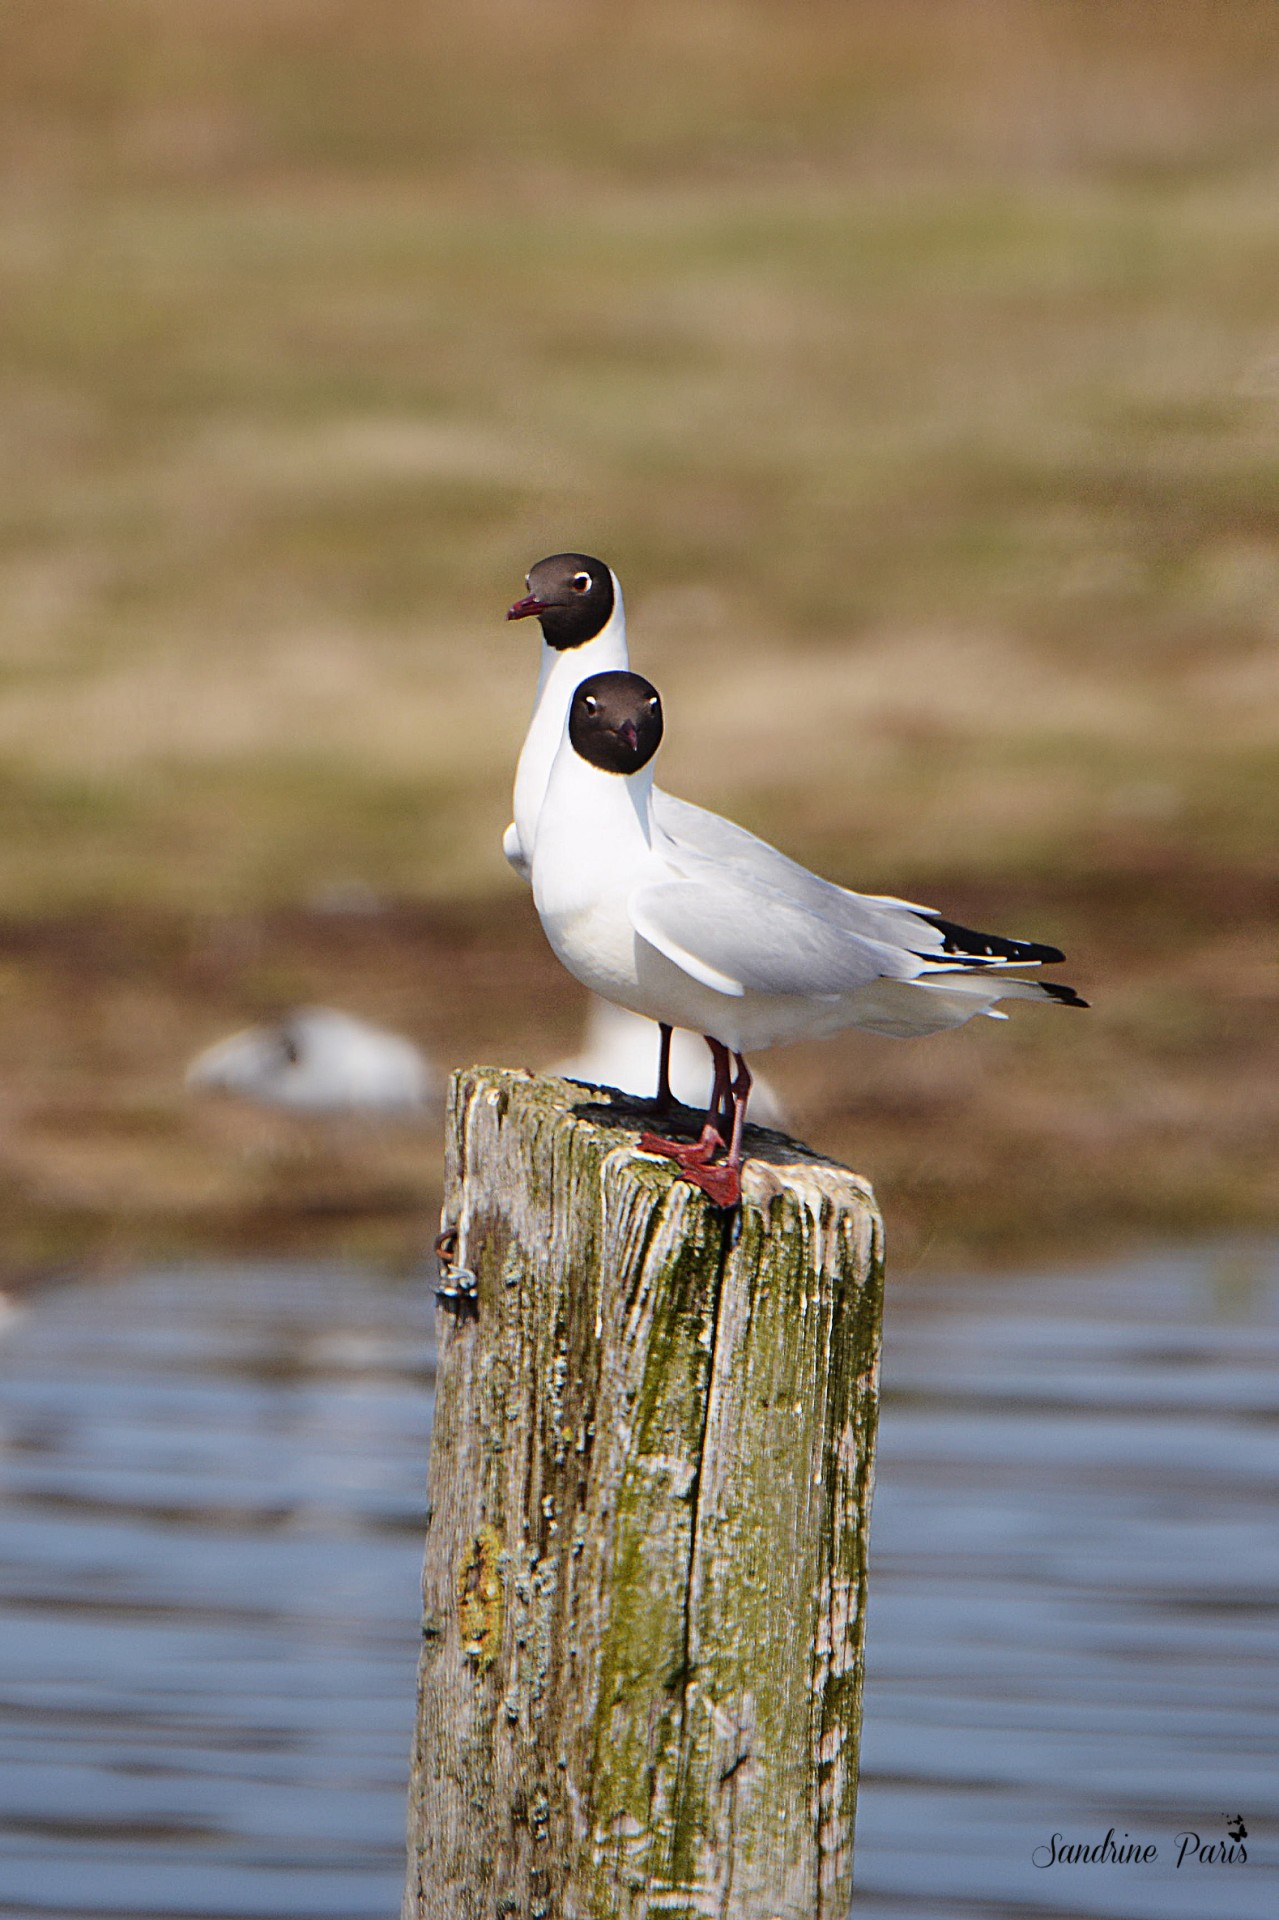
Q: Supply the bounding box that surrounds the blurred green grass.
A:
[1,1,1277,1266]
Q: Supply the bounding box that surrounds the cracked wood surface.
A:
[403,1066,883,1920]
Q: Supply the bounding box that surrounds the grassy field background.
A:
[2,0,1277,1275]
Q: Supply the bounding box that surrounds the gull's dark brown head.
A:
[507,552,615,650]
[568,671,663,775]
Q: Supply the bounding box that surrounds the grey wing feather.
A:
[652,790,1059,970]
[653,792,943,949]
[630,877,922,999]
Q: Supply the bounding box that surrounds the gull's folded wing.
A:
[502,821,531,884]
[629,877,921,1000]
[653,792,1063,968]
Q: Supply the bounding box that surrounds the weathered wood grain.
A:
[403,1066,883,1920]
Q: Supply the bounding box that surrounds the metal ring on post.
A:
[433,1226,478,1314]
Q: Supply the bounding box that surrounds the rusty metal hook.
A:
[433,1225,478,1310]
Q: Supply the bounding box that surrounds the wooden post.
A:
[403,1066,883,1920]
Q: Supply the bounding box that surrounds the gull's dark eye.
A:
[646,696,658,710]
[571,572,591,592]
[583,694,599,714]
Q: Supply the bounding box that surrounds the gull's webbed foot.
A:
[679,1159,742,1210]
[638,1122,726,1168]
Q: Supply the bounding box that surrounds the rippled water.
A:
[856,1245,1279,1920]
[0,1244,1276,1919]
[0,1267,431,1920]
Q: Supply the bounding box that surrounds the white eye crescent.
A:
[571,571,591,592]
[583,694,599,714]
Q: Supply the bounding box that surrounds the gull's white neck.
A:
[532,742,655,913]
[511,572,628,863]
[531,745,658,1014]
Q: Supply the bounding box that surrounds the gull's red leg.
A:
[675,1053,751,1210]
[639,1036,730,1167]
[652,1022,674,1114]
[727,1054,752,1163]
[713,1043,733,1139]
[706,1037,731,1136]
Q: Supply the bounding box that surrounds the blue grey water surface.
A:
[0,1243,1276,1919]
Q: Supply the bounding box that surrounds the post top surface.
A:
[453,1063,880,1222]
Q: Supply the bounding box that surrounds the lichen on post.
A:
[403,1066,883,1920]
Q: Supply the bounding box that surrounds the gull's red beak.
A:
[507,593,545,621]
[618,720,638,753]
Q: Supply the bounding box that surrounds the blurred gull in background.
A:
[186,1007,437,1118]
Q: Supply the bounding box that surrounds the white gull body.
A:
[531,716,1069,1054]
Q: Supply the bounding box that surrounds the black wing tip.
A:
[917,913,1065,967]
[1041,982,1089,1008]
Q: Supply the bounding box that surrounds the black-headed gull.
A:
[507,552,1084,1128]
[530,671,1086,1208]
[505,552,627,885]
